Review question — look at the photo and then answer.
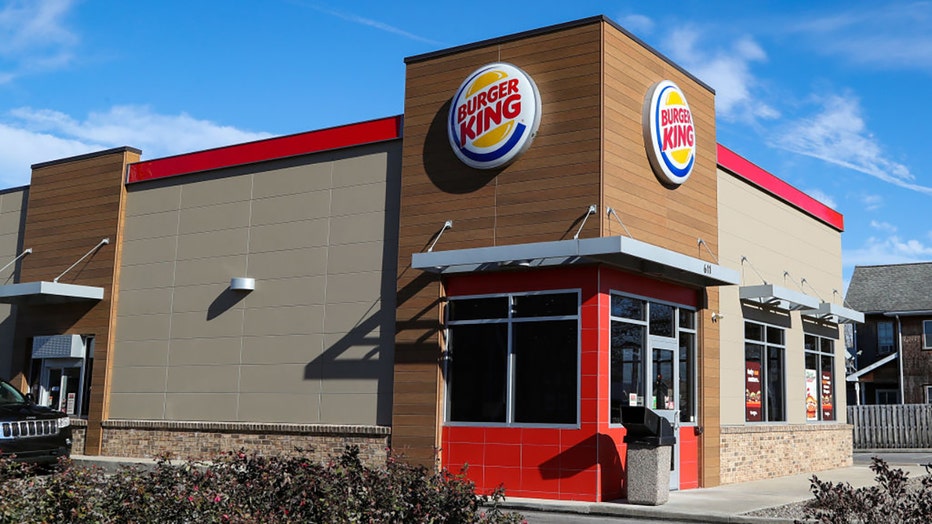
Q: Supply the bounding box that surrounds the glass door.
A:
[649,335,679,490]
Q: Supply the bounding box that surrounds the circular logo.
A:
[448,63,542,170]
[643,80,696,186]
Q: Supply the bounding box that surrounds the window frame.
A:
[875,389,900,404]
[444,289,581,428]
[608,291,698,426]
[923,320,932,350]
[744,320,787,423]
[877,321,895,354]
[804,334,836,422]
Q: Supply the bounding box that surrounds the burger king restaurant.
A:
[0,16,859,502]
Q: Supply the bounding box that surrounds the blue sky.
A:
[1,1,930,288]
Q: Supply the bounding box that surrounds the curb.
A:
[69,454,158,474]
[496,498,797,524]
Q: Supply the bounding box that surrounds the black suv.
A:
[0,379,72,464]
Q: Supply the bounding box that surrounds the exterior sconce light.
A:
[230,277,255,291]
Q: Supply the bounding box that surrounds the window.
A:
[876,389,899,404]
[446,291,579,425]
[804,335,835,421]
[609,295,696,424]
[925,385,932,404]
[678,309,697,423]
[877,321,894,354]
[744,321,785,422]
[27,335,94,418]
[924,320,932,350]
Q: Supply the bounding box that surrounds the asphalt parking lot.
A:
[853,450,932,468]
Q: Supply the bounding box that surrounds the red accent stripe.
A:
[717,144,844,231]
[127,115,403,184]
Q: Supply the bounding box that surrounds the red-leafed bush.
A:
[0,446,526,524]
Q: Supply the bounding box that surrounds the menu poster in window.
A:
[805,369,818,420]
[745,360,762,422]
[821,370,834,420]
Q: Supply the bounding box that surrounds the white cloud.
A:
[296,2,442,46]
[619,14,654,36]
[0,0,77,82]
[805,188,837,209]
[0,123,100,188]
[869,220,897,233]
[861,194,883,211]
[845,234,932,267]
[770,95,932,196]
[0,105,272,188]
[664,29,778,123]
[789,3,932,74]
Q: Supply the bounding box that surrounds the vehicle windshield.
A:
[0,381,27,405]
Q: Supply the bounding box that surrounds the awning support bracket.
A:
[0,248,32,276]
[697,238,719,264]
[427,221,453,253]
[606,207,633,239]
[54,238,109,283]
[574,205,597,240]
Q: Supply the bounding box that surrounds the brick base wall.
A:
[720,424,852,484]
[70,418,87,455]
[97,420,391,466]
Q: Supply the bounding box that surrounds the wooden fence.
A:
[848,404,932,449]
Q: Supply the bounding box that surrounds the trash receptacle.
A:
[621,406,676,505]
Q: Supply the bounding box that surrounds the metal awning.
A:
[412,235,739,288]
[0,281,104,305]
[738,284,820,311]
[801,302,865,324]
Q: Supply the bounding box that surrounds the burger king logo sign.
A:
[448,63,542,170]
[643,80,696,186]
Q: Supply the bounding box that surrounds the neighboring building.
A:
[846,263,932,405]
[0,16,861,502]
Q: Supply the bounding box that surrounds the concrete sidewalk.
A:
[501,455,932,523]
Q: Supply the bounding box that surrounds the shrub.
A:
[0,447,526,523]
[799,457,932,523]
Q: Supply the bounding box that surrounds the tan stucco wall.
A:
[0,188,27,379]
[717,168,846,426]
[110,141,400,426]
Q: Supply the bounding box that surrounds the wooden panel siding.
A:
[601,28,717,255]
[12,147,139,455]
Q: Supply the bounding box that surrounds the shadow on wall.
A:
[303,143,404,427]
[206,289,249,321]
[539,433,624,498]
[0,313,16,379]
[423,100,501,193]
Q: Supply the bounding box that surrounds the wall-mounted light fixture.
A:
[230,277,255,291]
[711,312,725,323]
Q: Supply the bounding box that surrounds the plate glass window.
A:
[804,335,835,421]
[744,321,785,422]
[446,291,579,426]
